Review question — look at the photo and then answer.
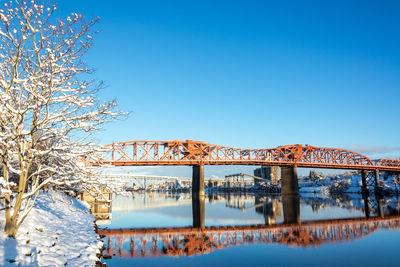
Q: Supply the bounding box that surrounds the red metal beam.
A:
[85,140,400,171]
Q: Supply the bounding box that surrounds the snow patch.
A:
[0,191,103,266]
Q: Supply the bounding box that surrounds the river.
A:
[96,192,400,267]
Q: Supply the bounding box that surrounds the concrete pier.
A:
[281,166,299,195]
[192,195,205,228]
[282,194,300,224]
[192,164,205,196]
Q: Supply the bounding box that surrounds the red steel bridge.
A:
[85,140,400,195]
[86,140,400,171]
[99,215,400,258]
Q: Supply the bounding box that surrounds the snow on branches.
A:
[0,0,127,237]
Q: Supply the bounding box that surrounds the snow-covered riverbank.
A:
[0,191,103,266]
[300,173,400,196]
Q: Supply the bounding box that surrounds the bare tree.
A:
[0,0,125,237]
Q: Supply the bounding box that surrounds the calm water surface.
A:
[97,192,400,267]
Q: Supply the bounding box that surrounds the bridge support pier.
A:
[192,164,205,197]
[374,170,382,195]
[192,164,205,228]
[361,170,382,195]
[282,194,300,224]
[281,166,299,195]
[361,170,369,195]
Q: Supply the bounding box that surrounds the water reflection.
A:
[254,196,282,225]
[192,195,205,228]
[282,195,300,224]
[99,215,400,258]
[92,192,400,263]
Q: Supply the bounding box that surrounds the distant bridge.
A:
[99,215,400,258]
[99,174,194,181]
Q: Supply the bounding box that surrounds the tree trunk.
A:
[4,194,17,238]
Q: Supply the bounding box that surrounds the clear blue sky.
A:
[57,0,400,165]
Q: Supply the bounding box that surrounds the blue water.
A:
[98,192,400,267]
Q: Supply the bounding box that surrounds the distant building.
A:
[254,166,280,185]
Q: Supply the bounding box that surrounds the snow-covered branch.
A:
[0,0,127,237]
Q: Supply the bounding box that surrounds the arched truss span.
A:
[85,140,400,171]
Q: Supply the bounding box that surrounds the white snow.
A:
[0,191,103,266]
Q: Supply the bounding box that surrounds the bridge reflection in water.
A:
[98,194,400,259]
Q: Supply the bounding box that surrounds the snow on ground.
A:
[0,191,103,266]
[300,175,364,195]
[300,173,400,196]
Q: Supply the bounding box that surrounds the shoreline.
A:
[0,191,103,266]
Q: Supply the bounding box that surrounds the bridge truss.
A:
[85,140,400,171]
